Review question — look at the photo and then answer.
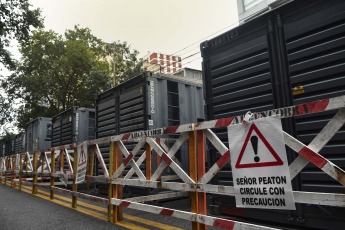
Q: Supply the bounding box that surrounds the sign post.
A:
[76,142,88,184]
[228,116,295,210]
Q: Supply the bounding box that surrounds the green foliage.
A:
[3,26,113,129]
[103,41,144,85]
[0,0,43,69]
[0,131,16,142]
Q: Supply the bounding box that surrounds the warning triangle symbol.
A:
[78,145,87,166]
[235,123,283,169]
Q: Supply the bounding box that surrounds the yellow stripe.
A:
[124,214,184,230]
[20,185,183,230]
[20,187,148,230]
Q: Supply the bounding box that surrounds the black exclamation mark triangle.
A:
[251,136,260,163]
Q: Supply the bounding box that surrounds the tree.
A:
[3,26,112,129]
[0,0,43,69]
[103,41,144,86]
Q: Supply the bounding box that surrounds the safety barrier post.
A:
[72,147,78,208]
[146,143,151,180]
[189,128,199,230]
[32,152,38,194]
[87,146,95,191]
[112,142,119,223]
[108,142,114,222]
[197,130,207,230]
[24,154,27,175]
[113,142,124,222]
[41,152,44,177]
[86,148,90,191]
[13,155,18,188]
[10,156,13,187]
[4,157,7,184]
[19,153,23,191]
[50,149,55,199]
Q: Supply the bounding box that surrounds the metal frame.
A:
[1,95,345,229]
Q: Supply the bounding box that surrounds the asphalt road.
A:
[0,183,221,230]
[0,184,128,230]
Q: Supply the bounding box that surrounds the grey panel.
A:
[25,117,52,152]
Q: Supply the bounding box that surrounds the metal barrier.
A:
[1,95,345,230]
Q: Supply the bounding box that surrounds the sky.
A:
[29,0,240,70]
[0,0,240,135]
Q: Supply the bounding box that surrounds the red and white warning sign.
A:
[76,141,88,184]
[228,116,295,210]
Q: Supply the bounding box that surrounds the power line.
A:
[169,4,275,59]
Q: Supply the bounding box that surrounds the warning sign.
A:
[228,116,295,210]
[59,168,68,187]
[15,154,20,173]
[76,142,88,184]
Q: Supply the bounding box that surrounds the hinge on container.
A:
[209,204,221,215]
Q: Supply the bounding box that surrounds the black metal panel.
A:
[282,0,345,196]
[14,133,26,154]
[52,108,95,147]
[5,138,15,156]
[95,72,204,194]
[202,0,345,229]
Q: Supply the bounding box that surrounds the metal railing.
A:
[1,95,345,230]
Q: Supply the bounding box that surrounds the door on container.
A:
[200,11,306,223]
[202,17,278,187]
[282,0,345,228]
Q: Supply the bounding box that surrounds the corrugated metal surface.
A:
[283,0,345,194]
[52,108,95,147]
[201,8,277,188]
[201,0,345,229]
[0,142,4,157]
[95,72,204,194]
[5,138,15,156]
[25,117,52,152]
[14,133,26,154]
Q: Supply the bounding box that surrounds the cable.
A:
[168,3,277,59]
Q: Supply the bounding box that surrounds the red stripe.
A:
[294,99,329,116]
[119,201,131,207]
[159,208,174,216]
[215,117,234,127]
[161,153,172,165]
[164,126,179,134]
[213,219,235,230]
[123,153,134,167]
[299,146,327,169]
[216,150,230,168]
[122,133,131,140]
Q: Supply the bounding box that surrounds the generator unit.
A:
[5,138,15,156]
[201,0,345,229]
[14,133,26,154]
[26,117,52,152]
[52,108,96,147]
[95,71,204,195]
[0,142,5,157]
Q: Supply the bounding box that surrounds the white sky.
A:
[1,0,240,135]
[29,0,240,70]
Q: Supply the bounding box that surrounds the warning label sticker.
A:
[76,142,88,184]
[228,116,295,210]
